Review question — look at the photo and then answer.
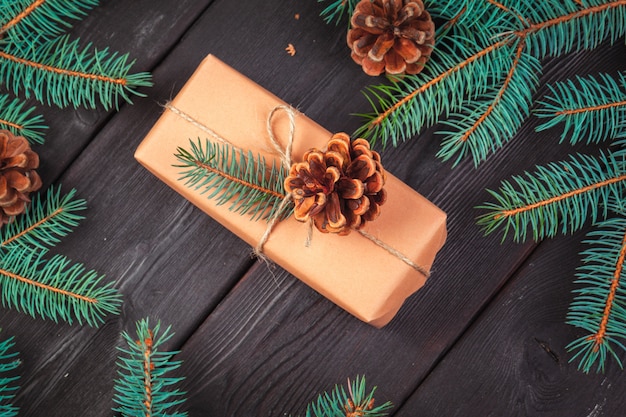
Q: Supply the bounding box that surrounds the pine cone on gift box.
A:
[284,133,386,235]
[0,130,42,225]
[347,0,435,76]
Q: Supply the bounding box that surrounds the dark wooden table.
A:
[2,1,625,416]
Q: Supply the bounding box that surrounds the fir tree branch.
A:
[355,35,514,147]
[0,246,121,326]
[0,335,19,417]
[536,72,626,145]
[0,94,46,144]
[0,33,152,109]
[0,0,99,41]
[114,318,187,417]
[1,187,86,252]
[175,138,293,222]
[299,376,392,417]
[437,39,540,165]
[516,0,626,57]
[476,151,626,242]
[567,215,626,373]
[356,0,626,164]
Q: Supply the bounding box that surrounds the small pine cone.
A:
[347,0,435,76]
[0,130,42,225]
[284,132,387,235]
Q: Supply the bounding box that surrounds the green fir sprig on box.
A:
[114,318,187,417]
[299,376,392,417]
[320,0,626,166]
[175,138,292,222]
[0,335,19,417]
[0,187,122,326]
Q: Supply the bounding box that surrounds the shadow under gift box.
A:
[135,55,447,328]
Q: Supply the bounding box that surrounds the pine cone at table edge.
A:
[284,132,387,235]
[0,129,42,226]
[347,0,435,76]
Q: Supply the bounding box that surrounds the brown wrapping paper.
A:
[135,55,447,327]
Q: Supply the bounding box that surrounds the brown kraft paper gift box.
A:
[135,54,447,327]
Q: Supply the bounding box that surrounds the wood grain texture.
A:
[0,0,624,416]
[396,225,626,417]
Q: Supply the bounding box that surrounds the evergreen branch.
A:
[0,94,46,144]
[296,376,392,417]
[0,187,86,252]
[355,35,514,147]
[517,0,626,58]
[437,40,541,166]
[300,376,392,417]
[567,216,626,373]
[476,151,626,242]
[318,0,358,25]
[0,335,19,417]
[355,1,626,163]
[536,72,626,145]
[0,246,122,326]
[175,138,292,222]
[0,0,98,41]
[114,318,187,417]
[0,34,152,110]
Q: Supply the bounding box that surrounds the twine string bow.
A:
[165,102,430,278]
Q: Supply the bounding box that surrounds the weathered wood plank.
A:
[395,225,626,416]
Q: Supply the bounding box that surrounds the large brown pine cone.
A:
[347,0,435,76]
[0,130,41,225]
[284,133,386,235]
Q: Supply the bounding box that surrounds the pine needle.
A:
[0,246,121,326]
[536,72,626,145]
[437,41,541,166]
[0,33,152,110]
[300,376,392,417]
[476,151,626,242]
[0,335,19,417]
[0,0,99,41]
[0,94,46,144]
[521,0,626,59]
[355,32,518,148]
[175,138,293,222]
[0,187,86,252]
[567,215,626,373]
[354,1,626,165]
[114,318,187,417]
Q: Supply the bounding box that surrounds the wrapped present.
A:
[135,55,447,327]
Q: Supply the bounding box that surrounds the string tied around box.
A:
[166,102,430,278]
